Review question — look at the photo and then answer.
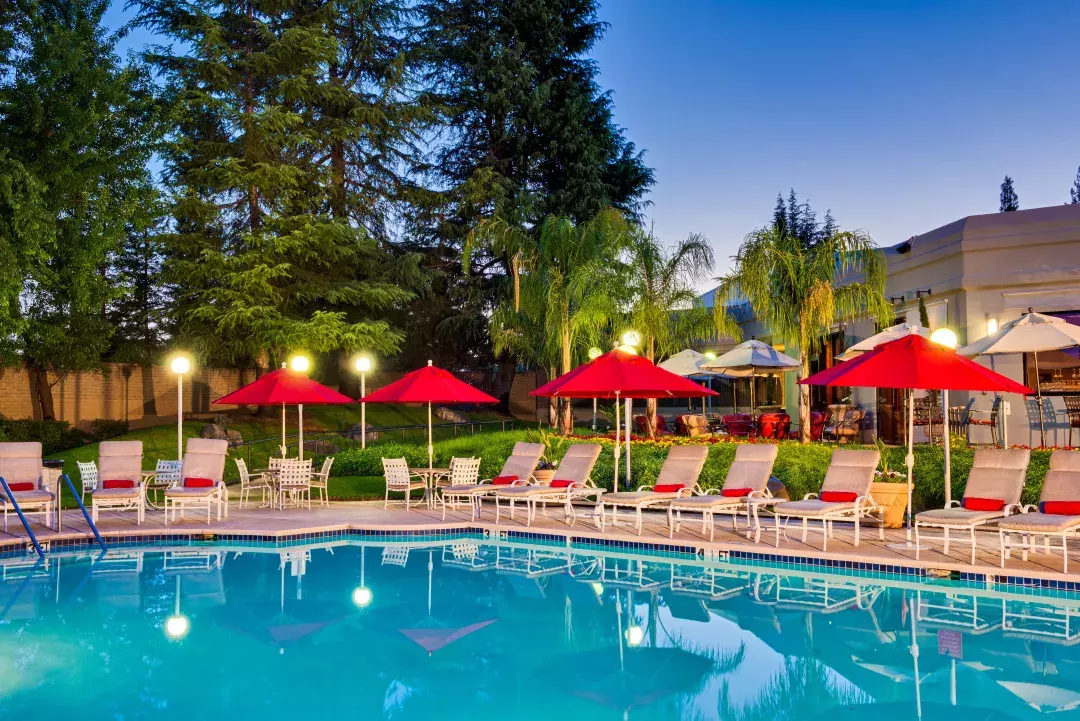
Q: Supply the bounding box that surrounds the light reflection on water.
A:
[1,541,1079,720]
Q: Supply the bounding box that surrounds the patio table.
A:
[411,467,451,509]
[142,470,174,510]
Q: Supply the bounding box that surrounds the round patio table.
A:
[410,467,450,509]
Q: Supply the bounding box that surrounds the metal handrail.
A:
[0,476,45,558]
[60,474,107,553]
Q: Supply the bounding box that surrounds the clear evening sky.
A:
[106,1,1080,275]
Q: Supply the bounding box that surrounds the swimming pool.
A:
[2,539,1079,720]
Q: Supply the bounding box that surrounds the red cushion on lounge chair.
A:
[962,497,1004,511]
[184,477,215,488]
[102,479,135,489]
[721,488,753,497]
[491,475,518,486]
[654,484,685,493]
[550,479,576,488]
[1041,501,1080,515]
[7,482,35,491]
[820,491,857,502]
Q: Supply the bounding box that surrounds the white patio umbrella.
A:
[958,309,1080,448]
[837,323,931,361]
[657,349,733,414]
[702,339,799,413]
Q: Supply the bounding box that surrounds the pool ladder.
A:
[1,474,106,559]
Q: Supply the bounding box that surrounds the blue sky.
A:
[106,1,1080,275]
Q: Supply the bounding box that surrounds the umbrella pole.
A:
[625,397,632,486]
[298,403,303,461]
[1034,351,1046,448]
[281,402,287,458]
[428,402,433,469]
[592,398,597,431]
[907,390,915,539]
[943,389,951,507]
[910,595,922,720]
[733,379,738,414]
[613,391,620,493]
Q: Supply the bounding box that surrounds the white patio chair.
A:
[383,458,425,510]
[236,458,272,509]
[278,458,313,510]
[309,457,334,506]
[90,441,146,525]
[76,461,99,493]
[436,456,482,519]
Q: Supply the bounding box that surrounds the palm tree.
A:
[487,209,635,432]
[624,231,715,436]
[713,225,891,443]
[717,656,870,721]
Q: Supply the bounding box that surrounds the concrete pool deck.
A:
[2,500,1078,585]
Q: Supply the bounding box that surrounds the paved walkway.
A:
[2,500,1077,583]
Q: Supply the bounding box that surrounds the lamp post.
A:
[351,546,373,608]
[930,328,958,505]
[356,356,372,449]
[290,355,310,459]
[170,355,192,460]
[619,331,640,486]
[165,575,189,640]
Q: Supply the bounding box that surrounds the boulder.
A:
[201,423,229,441]
[345,422,379,443]
[225,429,244,446]
[213,414,232,428]
[434,406,469,423]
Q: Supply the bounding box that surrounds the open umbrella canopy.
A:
[361,361,499,405]
[530,348,720,399]
[837,323,931,361]
[657,349,728,379]
[799,335,1032,394]
[959,310,1080,356]
[213,366,356,406]
[701,339,799,376]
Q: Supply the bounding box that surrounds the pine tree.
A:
[772,193,787,236]
[1000,175,1019,212]
[106,200,171,365]
[0,0,162,418]
[1069,166,1080,204]
[137,0,416,368]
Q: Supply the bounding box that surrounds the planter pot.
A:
[872,481,912,529]
[532,469,557,485]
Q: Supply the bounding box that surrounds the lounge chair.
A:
[492,444,605,526]
[383,458,426,509]
[163,438,229,525]
[771,448,882,551]
[998,450,1080,572]
[0,442,55,533]
[596,445,709,535]
[666,444,779,542]
[915,448,1029,565]
[89,441,146,524]
[440,442,544,520]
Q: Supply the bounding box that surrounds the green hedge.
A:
[330,431,1059,513]
[0,418,129,455]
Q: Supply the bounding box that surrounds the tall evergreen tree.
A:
[1000,175,1019,212]
[106,203,172,365]
[0,0,162,418]
[136,0,417,369]
[1069,166,1080,205]
[771,189,831,248]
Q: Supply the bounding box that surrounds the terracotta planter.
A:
[872,480,912,529]
[532,469,556,485]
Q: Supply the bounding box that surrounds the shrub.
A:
[0,419,89,455]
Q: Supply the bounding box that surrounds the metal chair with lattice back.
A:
[309,457,334,506]
[1065,396,1080,448]
[382,458,425,510]
[235,458,272,508]
[77,461,99,493]
[277,458,313,510]
[967,396,1001,446]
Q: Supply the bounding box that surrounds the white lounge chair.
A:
[493,444,605,526]
[771,448,883,550]
[164,438,229,525]
[440,442,544,520]
[667,444,779,542]
[383,458,425,509]
[998,450,1080,572]
[915,448,1029,565]
[90,441,146,524]
[0,442,55,533]
[596,445,709,535]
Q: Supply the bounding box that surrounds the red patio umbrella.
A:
[213,364,355,460]
[799,334,1032,537]
[531,348,718,490]
[361,361,499,469]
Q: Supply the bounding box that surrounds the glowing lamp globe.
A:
[930,328,958,349]
[355,357,372,373]
[617,344,638,356]
[625,625,644,647]
[587,347,603,361]
[170,356,191,375]
[165,614,190,639]
[351,586,373,608]
[621,330,642,348]
[590,582,604,596]
[704,352,717,361]
[289,355,311,373]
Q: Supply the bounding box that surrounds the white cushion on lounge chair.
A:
[818,449,879,496]
[604,491,683,505]
[164,485,217,497]
[668,494,745,509]
[551,444,603,484]
[180,438,228,484]
[998,513,1080,532]
[497,484,577,497]
[499,442,545,481]
[98,441,143,483]
[915,507,1006,524]
[654,446,709,487]
[1,489,54,504]
[774,499,856,516]
[91,486,142,499]
[721,444,778,493]
[960,448,1029,506]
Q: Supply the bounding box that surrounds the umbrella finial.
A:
[427,359,433,366]
[1027,307,1034,314]
[281,362,286,369]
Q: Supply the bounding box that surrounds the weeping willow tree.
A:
[624,231,714,436]
[713,225,892,442]
[484,209,634,432]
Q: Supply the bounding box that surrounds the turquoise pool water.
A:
[2,540,1080,720]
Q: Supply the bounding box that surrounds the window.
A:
[1024,311,1080,394]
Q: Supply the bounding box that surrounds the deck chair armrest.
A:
[1020,504,1039,513]
[1004,503,1022,517]
[636,484,654,492]
[803,493,819,500]
[702,488,722,495]
[748,488,772,500]
[946,500,962,509]
[855,494,876,509]
[677,486,698,497]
